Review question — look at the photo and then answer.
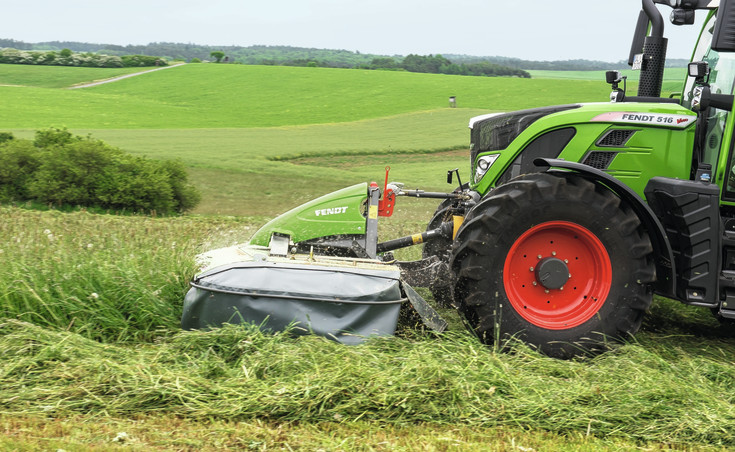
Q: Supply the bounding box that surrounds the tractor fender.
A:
[533,157,677,298]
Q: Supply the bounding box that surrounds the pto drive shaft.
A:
[376,221,454,254]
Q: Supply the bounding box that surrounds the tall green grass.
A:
[2,315,735,446]
[0,207,258,342]
[1,206,734,449]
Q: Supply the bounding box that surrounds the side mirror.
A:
[712,0,735,51]
[446,168,463,189]
[670,9,695,26]
[691,85,709,111]
[691,84,734,112]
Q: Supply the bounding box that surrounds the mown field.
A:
[2,62,643,217]
[2,63,733,451]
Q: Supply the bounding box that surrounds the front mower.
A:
[182,168,471,343]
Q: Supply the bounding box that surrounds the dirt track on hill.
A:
[67,63,186,89]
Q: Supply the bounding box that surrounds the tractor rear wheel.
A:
[451,173,655,358]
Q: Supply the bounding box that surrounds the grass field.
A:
[1,63,618,216]
[1,207,734,451]
[0,64,615,129]
[0,64,147,88]
[2,63,734,450]
[528,68,687,97]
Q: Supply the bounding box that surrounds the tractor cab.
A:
[681,11,735,202]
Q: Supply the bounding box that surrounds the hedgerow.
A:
[0,128,200,214]
[0,47,167,68]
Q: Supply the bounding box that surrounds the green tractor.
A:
[185,0,735,357]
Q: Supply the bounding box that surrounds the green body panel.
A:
[249,182,368,246]
[472,102,697,200]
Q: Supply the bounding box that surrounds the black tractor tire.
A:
[451,173,655,358]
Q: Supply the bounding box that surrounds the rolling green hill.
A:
[0,63,688,216]
[528,68,687,94]
[1,63,613,129]
[1,63,621,215]
[0,64,149,88]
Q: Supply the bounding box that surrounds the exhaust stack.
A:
[631,0,668,98]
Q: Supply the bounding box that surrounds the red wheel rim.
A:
[503,221,612,330]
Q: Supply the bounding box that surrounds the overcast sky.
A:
[4,1,708,61]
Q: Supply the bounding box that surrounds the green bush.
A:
[0,132,14,144]
[0,128,200,214]
[121,54,167,67]
[0,139,42,201]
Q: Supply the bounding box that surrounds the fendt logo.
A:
[314,206,348,216]
[591,112,692,128]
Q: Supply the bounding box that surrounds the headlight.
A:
[475,154,500,182]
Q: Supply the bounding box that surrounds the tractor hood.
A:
[469,104,581,167]
[469,101,698,195]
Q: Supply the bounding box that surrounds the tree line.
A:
[0,38,646,73]
[0,47,167,68]
[4,38,691,72]
[361,54,530,77]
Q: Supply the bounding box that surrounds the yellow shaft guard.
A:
[452,215,464,239]
[411,233,424,244]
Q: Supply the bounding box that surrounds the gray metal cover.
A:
[182,261,404,344]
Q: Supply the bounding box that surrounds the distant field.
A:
[528,68,687,96]
[0,64,688,216]
[0,63,612,129]
[528,68,687,81]
[11,109,482,216]
[1,63,617,215]
[0,64,147,88]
